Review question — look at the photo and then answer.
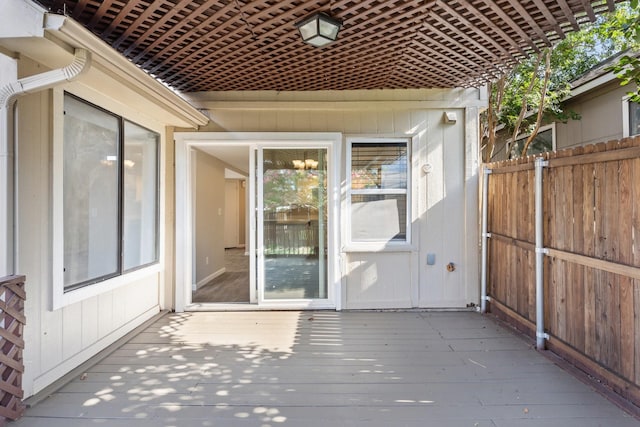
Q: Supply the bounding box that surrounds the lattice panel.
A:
[0,275,26,424]
[35,0,621,91]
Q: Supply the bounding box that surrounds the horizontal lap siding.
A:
[486,136,640,406]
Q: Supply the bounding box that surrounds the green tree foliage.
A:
[481,2,639,161]
[609,0,640,102]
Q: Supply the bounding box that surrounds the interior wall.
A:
[224,179,239,248]
[193,149,226,287]
[15,56,165,397]
[223,178,247,248]
[238,180,246,246]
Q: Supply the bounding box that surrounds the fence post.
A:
[534,157,549,350]
[480,166,492,313]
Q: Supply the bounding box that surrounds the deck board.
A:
[14,311,639,426]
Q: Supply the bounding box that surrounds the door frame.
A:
[174,132,342,312]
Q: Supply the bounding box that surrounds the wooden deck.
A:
[14,311,639,426]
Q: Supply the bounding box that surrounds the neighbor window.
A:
[628,100,640,137]
[348,139,409,243]
[63,93,159,291]
[509,125,555,159]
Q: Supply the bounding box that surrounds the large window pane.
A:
[630,101,640,137]
[123,121,159,271]
[63,95,119,289]
[510,128,553,158]
[262,149,328,300]
[351,194,406,241]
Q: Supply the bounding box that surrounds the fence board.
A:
[604,160,619,262]
[560,166,573,251]
[546,166,556,247]
[635,279,640,386]
[584,266,596,362]
[554,258,567,342]
[634,156,640,387]
[568,262,585,353]
[583,162,595,257]
[593,159,606,260]
[572,163,583,254]
[526,246,535,321]
[618,159,632,265]
[606,273,621,374]
[620,276,634,381]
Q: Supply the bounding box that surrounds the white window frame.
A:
[52,90,162,310]
[622,96,640,138]
[345,137,412,251]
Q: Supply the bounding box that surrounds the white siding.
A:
[345,253,412,309]
[185,89,483,309]
[15,57,165,397]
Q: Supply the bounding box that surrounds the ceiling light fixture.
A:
[295,12,342,47]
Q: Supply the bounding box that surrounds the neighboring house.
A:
[492,52,640,161]
[0,0,620,402]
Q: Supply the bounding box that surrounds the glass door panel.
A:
[260,148,327,300]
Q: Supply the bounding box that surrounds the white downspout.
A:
[534,157,549,350]
[480,166,491,313]
[0,48,91,276]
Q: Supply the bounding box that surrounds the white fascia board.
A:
[567,71,618,100]
[41,14,208,128]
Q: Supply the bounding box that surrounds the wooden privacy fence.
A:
[484,136,640,407]
[0,275,26,424]
[263,219,322,256]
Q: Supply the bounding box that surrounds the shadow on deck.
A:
[13,311,639,426]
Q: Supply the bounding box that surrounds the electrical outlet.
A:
[205,256,209,265]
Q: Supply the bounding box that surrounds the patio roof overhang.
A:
[31,0,623,92]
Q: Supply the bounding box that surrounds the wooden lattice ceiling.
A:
[34,0,621,92]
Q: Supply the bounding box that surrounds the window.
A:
[62,93,159,292]
[509,125,555,159]
[347,139,409,244]
[625,100,640,137]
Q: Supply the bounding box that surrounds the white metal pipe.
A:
[480,166,491,313]
[0,48,90,277]
[534,157,549,350]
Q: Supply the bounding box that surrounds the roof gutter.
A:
[0,48,91,276]
[44,14,209,128]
